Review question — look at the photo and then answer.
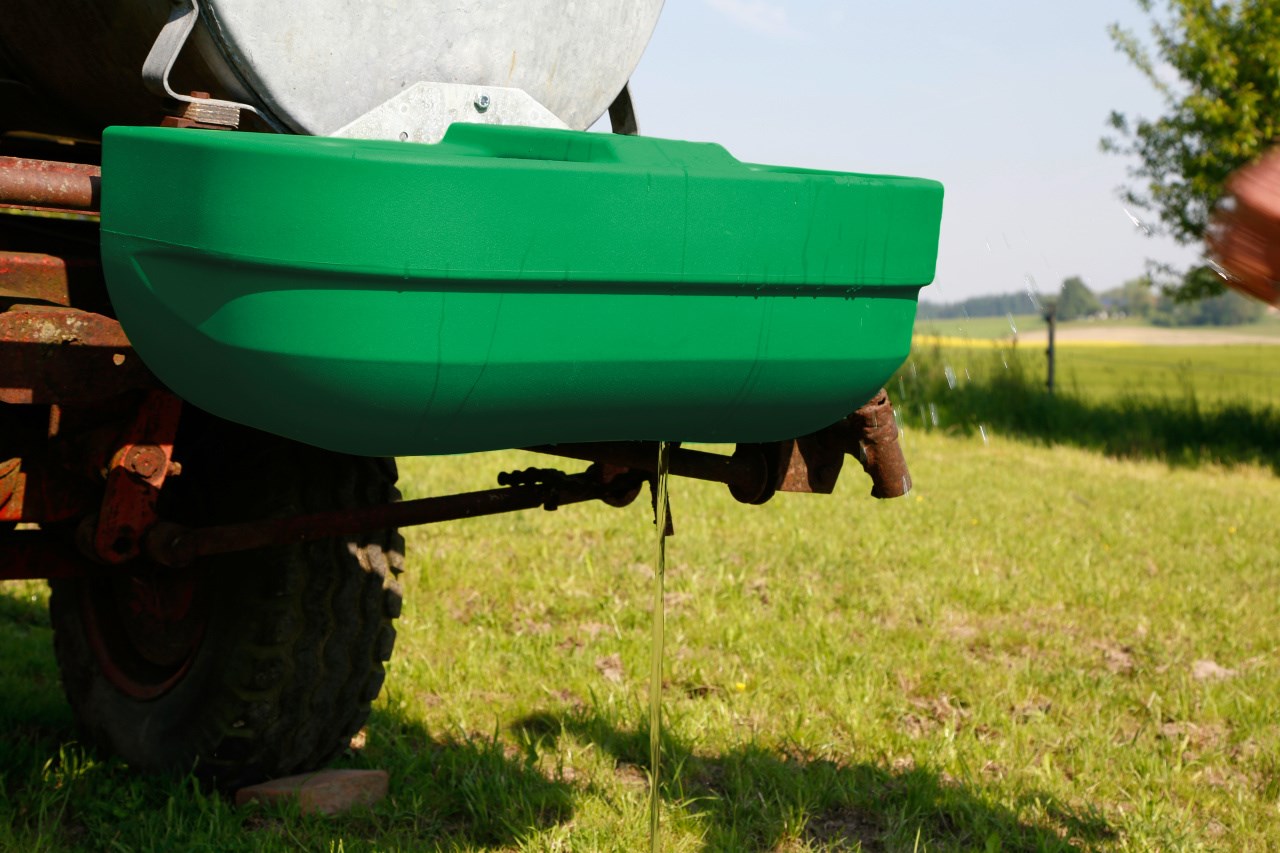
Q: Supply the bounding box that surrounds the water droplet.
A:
[979,425,989,445]
[964,368,972,382]
[1023,274,1042,311]
[1007,312,1017,335]
[1207,259,1234,281]
[909,361,918,381]
[944,365,957,390]
[928,403,939,427]
[1001,354,1009,370]
[1122,206,1152,236]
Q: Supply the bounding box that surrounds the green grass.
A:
[3,416,1280,849]
[1043,344,1280,406]
[895,342,1280,475]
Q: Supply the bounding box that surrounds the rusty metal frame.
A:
[91,390,183,564]
[136,390,910,570]
[529,388,912,501]
[0,389,912,579]
[0,156,101,213]
[0,252,79,305]
[0,305,156,404]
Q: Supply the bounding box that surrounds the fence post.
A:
[1044,304,1057,394]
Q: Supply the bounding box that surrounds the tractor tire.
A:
[48,413,403,789]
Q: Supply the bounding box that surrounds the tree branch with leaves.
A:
[1104,0,1280,300]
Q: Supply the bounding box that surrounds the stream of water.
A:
[648,440,671,852]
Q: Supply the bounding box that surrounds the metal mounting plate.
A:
[333,82,567,144]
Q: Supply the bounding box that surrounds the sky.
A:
[626,0,1201,303]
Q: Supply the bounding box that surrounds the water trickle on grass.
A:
[648,440,671,852]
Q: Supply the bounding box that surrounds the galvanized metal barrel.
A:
[0,0,664,137]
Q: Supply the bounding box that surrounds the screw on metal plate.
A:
[474,94,491,113]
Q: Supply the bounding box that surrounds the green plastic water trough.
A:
[100,124,943,456]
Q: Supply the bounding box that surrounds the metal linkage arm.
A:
[145,466,647,568]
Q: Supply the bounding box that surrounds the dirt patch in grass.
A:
[799,807,883,851]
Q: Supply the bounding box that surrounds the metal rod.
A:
[0,157,101,211]
[145,472,628,568]
[1045,304,1057,394]
[527,442,765,492]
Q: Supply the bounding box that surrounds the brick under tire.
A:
[48,414,403,789]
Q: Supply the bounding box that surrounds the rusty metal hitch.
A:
[530,387,912,503]
[821,388,912,499]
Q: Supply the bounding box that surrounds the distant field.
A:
[905,342,1280,410]
[915,313,1044,340]
[1222,316,1280,338]
[914,312,1280,343]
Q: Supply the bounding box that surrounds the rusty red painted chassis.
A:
[0,150,913,582]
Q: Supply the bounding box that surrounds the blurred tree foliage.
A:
[1103,275,1159,318]
[1104,0,1280,300]
[1057,276,1103,321]
[1152,266,1267,325]
[916,291,1039,320]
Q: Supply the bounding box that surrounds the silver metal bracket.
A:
[141,0,266,129]
[332,81,569,144]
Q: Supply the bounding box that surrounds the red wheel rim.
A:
[79,569,208,700]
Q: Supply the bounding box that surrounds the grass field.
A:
[905,341,1280,410]
[3,345,1280,851]
[914,313,1280,342]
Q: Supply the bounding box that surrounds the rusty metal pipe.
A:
[527,442,767,493]
[0,157,101,211]
[145,471,636,568]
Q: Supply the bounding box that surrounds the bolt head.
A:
[474,94,491,113]
[123,445,166,480]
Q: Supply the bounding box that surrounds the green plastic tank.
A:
[100,124,943,456]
